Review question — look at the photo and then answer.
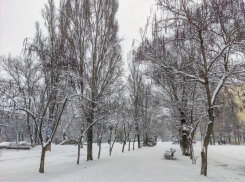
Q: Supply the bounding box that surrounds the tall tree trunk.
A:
[133,134,136,150]
[128,139,131,151]
[109,128,112,155]
[98,137,102,159]
[180,111,189,155]
[137,134,140,148]
[110,133,117,155]
[189,137,196,164]
[77,144,81,164]
[87,125,93,161]
[212,130,215,145]
[201,109,214,176]
[122,141,126,153]
[39,148,46,173]
[146,133,148,147]
[190,145,193,160]
[87,106,94,161]
[27,113,34,147]
[34,127,38,145]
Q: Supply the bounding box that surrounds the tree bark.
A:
[137,134,140,148]
[110,134,117,155]
[122,141,126,153]
[87,125,93,161]
[39,148,46,173]
[98,137,102,159]
[212,130,215,145]
[201,109,214,176]
[201,150,207,175]
[133,134,136,150]
[146,133,148,147]
[77,144,81,164]
[128,139,131,151]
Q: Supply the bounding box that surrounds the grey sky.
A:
[0,0,154,66]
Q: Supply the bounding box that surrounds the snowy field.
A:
[0,142,245,182]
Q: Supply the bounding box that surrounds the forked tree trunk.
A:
[39,148,46,173]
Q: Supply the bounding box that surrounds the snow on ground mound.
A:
[0,142,15,147]
[0,142,244,182]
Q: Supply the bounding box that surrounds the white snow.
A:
[211,73,226,106]
[0,142,245,182]
[0,142,15,147]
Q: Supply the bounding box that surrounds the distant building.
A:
[0,109,26,143]
[227,85,245,143]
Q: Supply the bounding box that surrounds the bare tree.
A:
[61,0,123,161]
[1,56,42,147]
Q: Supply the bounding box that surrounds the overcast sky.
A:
[0,0,155,68]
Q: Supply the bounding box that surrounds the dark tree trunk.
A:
[137,134,140,148]
[110,135,117,155]
[133,134,136,150]
[180,111,189,155]
[190,146,193,160]
[212,130,215,145]
[27,113,34,147]
[87,125,93,161]
[34,127,38,145]
[120,130,123,144]
[128,139,131,151]
[146,133,148,147]
[122,141,126,153]
[39,148,46,173]
[182,134,189,155]
[201,149,207,175]
[201,108,214,176]
[98,137,102,159]
[77,144,81,164]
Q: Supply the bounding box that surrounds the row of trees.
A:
[2,0,245,178]
[133,0,245,176]
[0,0,163,174]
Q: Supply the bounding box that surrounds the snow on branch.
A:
[211,73,227,106]
[78,116,105,143]
[67,94,97,104]
[154,57,206,84]
[192,114,208,134]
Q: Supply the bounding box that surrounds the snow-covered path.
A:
[207,144,245,181]
[0,142,244,182]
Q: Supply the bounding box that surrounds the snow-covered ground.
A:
[0,142,245,182]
